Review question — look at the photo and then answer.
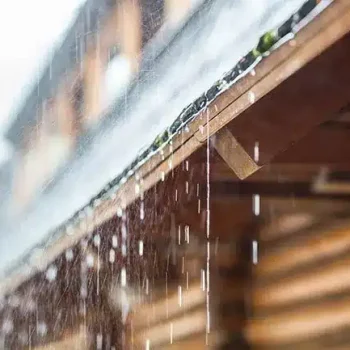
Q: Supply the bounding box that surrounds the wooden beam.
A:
[246,295,350,346]
[206,181,350,200]
[257,221,350,277]
[213,127,260,179]
[254,255,350,310]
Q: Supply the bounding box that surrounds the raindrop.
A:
[65,249,74,261]
[160,171,165,181]
[170,323,173,344]
[121,224,127,239]
[117,207,123,217]
[248,91,255,103]
[185,225,190,244]
[109,249,115,263]
[86,254,94,268]
[122,244,127,257]
[252,240,258,264]
[112,235,118,248]
[37,322,47,337]
[46,265,57,281]
[185,160,189,171]
[121,268,127,287]
[135,183,140,195]
[253,194,260,216]
[139,240,144,256]
[97,334,103,350]
[201,269,206,291]
[185,181,189,194]
[145,278,149,295]
[178,285,182,307]
[140,203,145,220]
[254,142,259,162]
[93,234,101,247]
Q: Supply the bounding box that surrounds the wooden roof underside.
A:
[2,0,350,298]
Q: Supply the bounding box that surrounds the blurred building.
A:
[2,0,203,215]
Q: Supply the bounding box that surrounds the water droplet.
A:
[121,268,127,287]
[122,244,127,257]
[248,91,255,103]
[65,249,74,261]
[112,235,118,248]
[109,249,115,263]
[253,194,260,216]
[140,203,145,220]
[252,240,258,264]
[86,254,94,268]
[160,171,165,181]
[46,265,57,281]
[185,225,190,244]
[121,225,127,239]
[139,240,144,256]
[93,234,101,247]
[97,333,103,349]
[178,285,182,307]
[135,183,140,195]
[117,207,123,217]
[254,142,259,162]
[185,160,189,171]
[145,278,149,295]
[37,322,47,337]
[201,269,206,291]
